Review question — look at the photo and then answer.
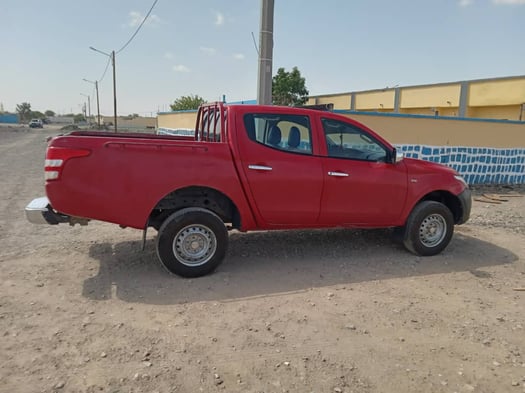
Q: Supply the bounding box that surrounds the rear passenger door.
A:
[237,113,324,226]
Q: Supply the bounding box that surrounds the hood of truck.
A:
[402,157,457,176]
[400,157,467,197]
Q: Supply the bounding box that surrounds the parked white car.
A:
[29,119,43,128]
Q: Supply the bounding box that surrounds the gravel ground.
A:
[468,185,525,235]
[1,125,524,393]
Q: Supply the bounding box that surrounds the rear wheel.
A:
[402,201,454,256]
[156,208,228,277]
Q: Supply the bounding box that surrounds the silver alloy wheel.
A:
[418,213,447,247]
[173,224,217,267]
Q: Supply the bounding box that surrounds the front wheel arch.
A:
[406,190,464,224]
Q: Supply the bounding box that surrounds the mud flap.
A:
[142,224,148,251]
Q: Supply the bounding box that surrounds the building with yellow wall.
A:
[307,75,525,121]
[156,75,525,184]
[99,115,156,130]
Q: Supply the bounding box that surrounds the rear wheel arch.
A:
[148,186,241,230]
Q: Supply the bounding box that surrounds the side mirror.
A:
[392,148,404,164]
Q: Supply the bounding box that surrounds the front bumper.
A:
[457,187,472,225]
[25,197,88,225]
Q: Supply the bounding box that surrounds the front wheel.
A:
[402,201,454,256]
[156,208,228,277]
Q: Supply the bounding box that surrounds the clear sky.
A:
[1,0,524,116]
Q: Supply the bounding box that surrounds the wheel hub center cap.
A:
[419,213,447,247]
[173,224,218,267]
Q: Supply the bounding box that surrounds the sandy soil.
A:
[1,125,524,393]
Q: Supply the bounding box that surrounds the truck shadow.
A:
[82,228,517,305]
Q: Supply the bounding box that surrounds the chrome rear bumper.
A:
[26,197,55,224]
[25,197,89,225]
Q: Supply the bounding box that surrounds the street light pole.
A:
[111,50,117,133]
[89,46,117,132]
[84,78,101,128]
[95,80,100,128]
[80,93,91,124]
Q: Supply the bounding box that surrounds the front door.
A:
[318,117,408,226]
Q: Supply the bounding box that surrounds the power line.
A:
[251,32,260,56]
[117,0,159,54]
[85,0,159,120]
[98,55,111,83]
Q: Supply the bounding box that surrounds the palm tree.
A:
[16,102,32,122]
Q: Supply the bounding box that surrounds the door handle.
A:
[328,171,349,177]
[249,165,273,171]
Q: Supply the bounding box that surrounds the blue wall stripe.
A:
[396,144,525,185]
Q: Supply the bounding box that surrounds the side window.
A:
[322,118,387,162]
[243,114,312,155]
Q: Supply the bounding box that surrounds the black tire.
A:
[402,201,454,256]
[156,208,228,277]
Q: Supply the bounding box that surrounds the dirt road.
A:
[1,126,524,393]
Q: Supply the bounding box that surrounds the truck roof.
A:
[226,104,328,115]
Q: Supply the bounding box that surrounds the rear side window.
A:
[243,113,312,154]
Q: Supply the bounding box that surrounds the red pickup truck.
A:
[26,103,471,277]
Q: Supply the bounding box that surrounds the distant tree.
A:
[73,114,86,123]
[30,111,45,119]
[170,95,206,111]
[272,67,309,106]
[45,110,55,117]
[16,102,32,121]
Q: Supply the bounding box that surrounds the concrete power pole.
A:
[95,81,101,128]
[87,95,91,123]
[257,0,274,105]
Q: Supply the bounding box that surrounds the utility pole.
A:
[257,0,274,105]
[95,81,100,128]
[84,79,101,128]
[111,51,117,132]
[89,47,117,132]
[80,93,91,124]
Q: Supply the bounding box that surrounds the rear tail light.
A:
[45,171,60,180]
[45,147,90,181]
